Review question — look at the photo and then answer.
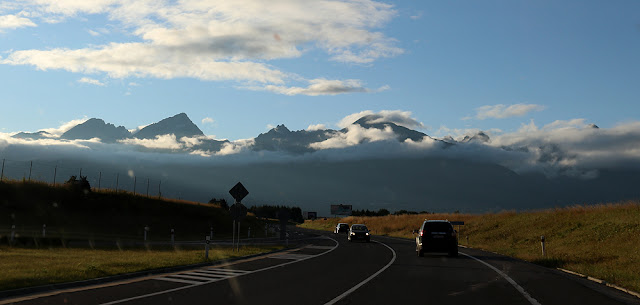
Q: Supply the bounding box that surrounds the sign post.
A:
[229,182,249,252]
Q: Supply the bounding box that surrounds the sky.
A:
[1,0,639,141]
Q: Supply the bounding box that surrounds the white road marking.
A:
[100,236,339,305]
[153,277,202,285]
[324,240,397,305]
[460,253,542,305]
[271,253,314,260]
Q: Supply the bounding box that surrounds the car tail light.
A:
[420,230,424,237]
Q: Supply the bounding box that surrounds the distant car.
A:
[348,224,370,242]
[334,223,349,234]
[415,220,458,257]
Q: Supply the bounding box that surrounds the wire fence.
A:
[0,157,164,198]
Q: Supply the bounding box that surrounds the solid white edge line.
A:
[323,240,397,305]
[460,253,542,305]
[99,236,340,305]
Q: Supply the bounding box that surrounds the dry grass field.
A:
[0,245,282,291]
[300,202,640,293]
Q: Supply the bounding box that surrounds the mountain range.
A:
[6,112,640,213]
[12,112,447,154]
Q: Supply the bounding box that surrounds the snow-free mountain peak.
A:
[133,113,204,140]
[61,118,131,143]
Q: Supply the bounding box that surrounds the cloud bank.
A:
[0,0,401,96]
[474,103,546,120]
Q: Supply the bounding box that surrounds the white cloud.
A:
[475,103,546,120]
[0,0,401,96]
[87,29,100,36]
[307,124,326,131]
[77,77,105,86]
[309,124,397,149]
[216,138,255,156]
[201,117,214,125]
[258,79,382,96]
[337,110,424,129]
[0,14,36,29]
[118,134,183,150]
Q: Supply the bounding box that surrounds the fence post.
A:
[210,226,214,239]
[10,225,15,244]
[541,235,546,256]
[171,228,175,245]
[205,236,210,260]
[144,225,149,241]
[42,224,46,238]
[248,227,251,238]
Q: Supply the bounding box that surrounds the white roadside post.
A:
[144,226,149,242]
[205,236,210,260]
[10,225,15,244]
[541,235,546,257]
[210,226,214,239]
[42,224,46,238]
[171,229,175,245]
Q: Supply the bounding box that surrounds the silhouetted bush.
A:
[65,175,91,194]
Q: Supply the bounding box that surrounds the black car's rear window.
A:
[423,222,452,232]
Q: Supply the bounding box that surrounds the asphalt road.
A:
[2,230,638,305]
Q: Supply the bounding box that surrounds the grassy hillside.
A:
[0,180,261,243]
[300,202,640,293]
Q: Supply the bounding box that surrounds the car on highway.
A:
[348,224,370,242]
[415,220,458,257]
[334,223,349,234]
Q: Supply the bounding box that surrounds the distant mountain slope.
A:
[12,131,53,140]
[253,125,335,154]
[61,118,131,143]
[133,113,204,139]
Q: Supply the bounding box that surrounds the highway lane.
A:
[334,235,639,305]
[2,230,638,305]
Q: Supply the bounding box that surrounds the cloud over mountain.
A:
[2,111,640,212]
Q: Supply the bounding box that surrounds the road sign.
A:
[230,203,248,221]
[229,182,249,202]
[330,204,352,216]
[450,221,465,226]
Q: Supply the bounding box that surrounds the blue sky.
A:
[1,0,639,141]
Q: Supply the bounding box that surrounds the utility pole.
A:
[53,165,57,185]
[158,180,162,198]
[28,161,32,182]
[146,178,150,197]
[98,171,102,190]
[116,173,119,193]
[1,159,4,181]
[133,176,137,195]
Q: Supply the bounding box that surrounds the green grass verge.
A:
[300,202,640,293]
[0,245,282,291]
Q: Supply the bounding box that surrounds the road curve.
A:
[2,230,638,305]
